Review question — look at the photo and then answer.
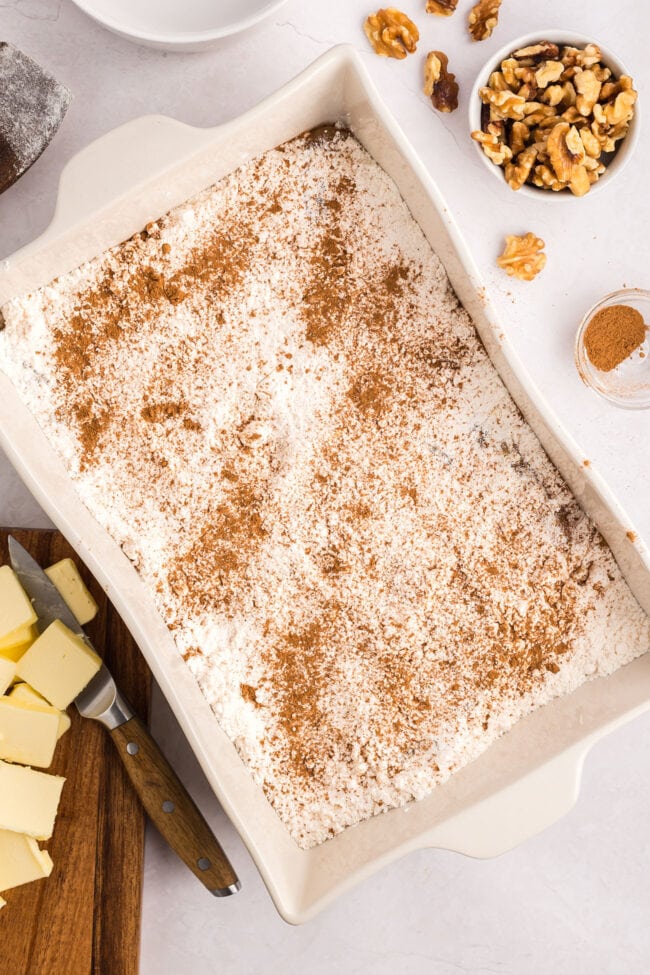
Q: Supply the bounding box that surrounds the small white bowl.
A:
[70,0,290,52]
[468,29,640,200]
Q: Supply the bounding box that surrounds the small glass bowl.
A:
[575,288,650,409]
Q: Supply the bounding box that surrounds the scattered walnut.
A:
[542,84,564,108]
[531,164,566,191]
[560,81,577,107]
[512,42,560,63]
[568,166,591,197]
[479,86,526,120]
[592,63,612,83]
[579,127,601,158]
[535,60,564,88]
[488,70,509,92]
[560,46,581,68]
[602,119,630,152]
[600,74,633,101]
[583,155,605,175]
[504,145,537,190]
[424,51,459,112]
[560,64,580,83]
[561,105,586,125]
[603,89,637,125]
[587,164,606,185]
[500,58,519,88]
[517,79,538,102]
[575,70,601,116]
[364,8,419,59]
[575,43,603,67]
[426,0,457,14]
[510,120,529,156]
[472,40,637,194]
[547,122,585,182]
[497,233,546,281]
[522,103,556,124]
[468,0,501,42]
[471,129,512,165]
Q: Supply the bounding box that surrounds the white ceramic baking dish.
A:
[1,45,649,924]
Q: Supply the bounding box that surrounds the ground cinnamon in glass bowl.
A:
[576,288,650,409]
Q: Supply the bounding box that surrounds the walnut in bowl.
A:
[468,30,639,198]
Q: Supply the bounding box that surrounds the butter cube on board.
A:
[0,656,16,694]
[0,697,60,767]
[0,828,53,893]
[45,557,98,626]
[0,759,64,840]
[0,565,37,643]
[9,682,71,740]
[0,896,5,910]
[0,623,38,662]
[16,619,101,710]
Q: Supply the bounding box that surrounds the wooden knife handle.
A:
[110,715,240,896]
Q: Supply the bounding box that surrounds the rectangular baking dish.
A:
[1,46,649,924]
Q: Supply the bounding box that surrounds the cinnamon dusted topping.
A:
[2,128,649,848]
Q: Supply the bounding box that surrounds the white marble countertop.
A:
[1,1,649,972]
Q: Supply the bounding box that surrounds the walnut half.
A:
[497,233,546,281]
[468,0,502,42]
[364,8,420,59]
[426,0,458,14]
[547,122,585,182]
[424,51,459,113]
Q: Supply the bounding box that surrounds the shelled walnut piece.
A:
[497,233,546,281]
[471,41,637,195]
[426,0,458,15]
[468,0,502,41]
[364,8,419,59]
[424,51,459,112]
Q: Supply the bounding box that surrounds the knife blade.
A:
[9,534,89,639]
[8,535,240,896]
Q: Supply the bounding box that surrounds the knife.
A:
[8,536,240,897]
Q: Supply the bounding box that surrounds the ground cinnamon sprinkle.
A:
[584,303,647,372]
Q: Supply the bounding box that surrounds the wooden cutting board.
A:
[0,530,151,975]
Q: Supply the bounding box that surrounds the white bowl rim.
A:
[467,28,641,201]
[69,0,291,44]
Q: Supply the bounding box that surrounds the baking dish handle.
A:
[51,115,217,237]
[429,742,591,858]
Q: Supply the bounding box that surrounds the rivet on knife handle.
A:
[111,715,240,896]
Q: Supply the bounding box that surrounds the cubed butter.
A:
[0,656,16,695]
[0,759,65,840]
[0,566,37,643]
[0,895,5,910]
[0,622,37,656]
[16,619,101,710]
[9,682,71,740]
[45,558,98,626]
[0,624,39,665]
[0,697,60,768]
[0,828,53,893]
